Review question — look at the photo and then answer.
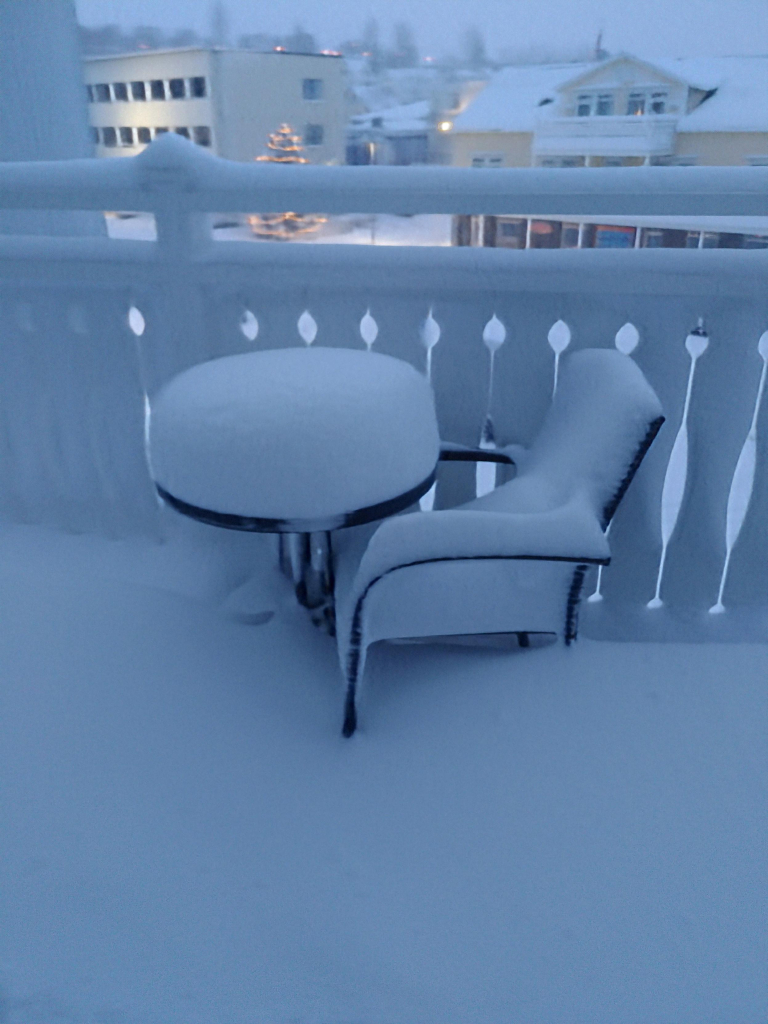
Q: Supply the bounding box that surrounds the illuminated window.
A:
[627,92,645,115]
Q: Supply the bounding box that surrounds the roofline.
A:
[84,46,343,62]
[555,53,691,92]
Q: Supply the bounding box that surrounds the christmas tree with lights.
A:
[249,124,327,239]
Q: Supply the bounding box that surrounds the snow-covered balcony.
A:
[534,114,678,159]
[2,136,767,1021]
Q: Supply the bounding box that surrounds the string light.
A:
[249,125,327,240]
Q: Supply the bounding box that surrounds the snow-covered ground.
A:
[1,521,765,1023]
[106,212,453,246]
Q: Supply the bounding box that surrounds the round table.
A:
[149,346,441,623]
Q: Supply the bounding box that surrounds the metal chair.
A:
[333,348,664,736]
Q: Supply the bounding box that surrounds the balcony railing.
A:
[534,115,678,158]
[0,133,767,641]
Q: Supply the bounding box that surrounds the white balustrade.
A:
[0,136,765,636]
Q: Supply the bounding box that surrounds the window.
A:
[112,82,128,101]
[627,92,645,115]
[154,127,169,135]
[650,92,667,114]
[529,220,562,249]
[137,127,152,144]
[168,78,186,99]
[471,153,503,168]
[94,83,111,103]
[175,127,190,138]
[193,125,212,146]
[190,76,207,98]
[119,126,134,146]
[102,127,117,147]
[596,93,613,116]
[594,225,636,248]
[303,78,323,100]
[86,85,94,103]
[150,79,165,100]
[539,156,584,168]
[496,219,526,248]
[131,81,146,101]
[577,94,592,116]
[90,126,99,144]
[561,223,580,248]
[304,123,324,146]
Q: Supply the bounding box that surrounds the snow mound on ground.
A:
[149,347,440,520]
[0,524,765,1023]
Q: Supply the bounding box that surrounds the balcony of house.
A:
[1,135,767,1021]
[534,114,678,161]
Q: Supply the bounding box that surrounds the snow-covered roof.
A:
[672,57,768,132]
[350,100,432,135]
[452,63,595,133]
[453,54,768,135]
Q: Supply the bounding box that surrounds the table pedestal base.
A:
[279,532,336,636]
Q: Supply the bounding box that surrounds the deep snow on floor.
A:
[0,522,765,1023]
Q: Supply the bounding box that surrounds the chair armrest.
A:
[439,442,515,466]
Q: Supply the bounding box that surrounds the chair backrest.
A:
[525,349,664,528]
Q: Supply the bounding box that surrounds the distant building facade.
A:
[446,54,768,169]
[84,48,347,164]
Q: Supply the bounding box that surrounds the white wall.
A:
[84,49,347,165]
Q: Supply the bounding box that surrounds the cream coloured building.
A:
[447,54,768,169]
[84,48,347,164]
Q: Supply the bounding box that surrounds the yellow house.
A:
[448,54,768,169]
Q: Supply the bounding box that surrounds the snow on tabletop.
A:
[0,522,765,1023]
[149,347,440,521]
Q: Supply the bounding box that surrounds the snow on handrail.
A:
[0,133,766,217]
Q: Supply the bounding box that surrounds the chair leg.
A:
[342,681,357,737]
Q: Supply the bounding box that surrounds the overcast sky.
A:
[75,0,768,59]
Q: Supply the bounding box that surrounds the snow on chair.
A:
[333,348,664,737]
